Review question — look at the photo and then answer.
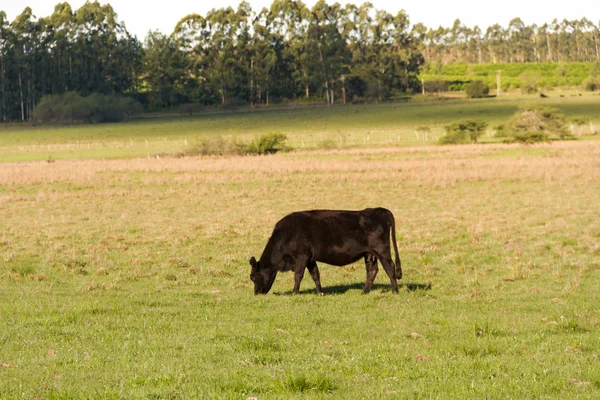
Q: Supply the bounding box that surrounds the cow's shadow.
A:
[274,282,432,296]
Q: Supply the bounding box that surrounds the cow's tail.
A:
[389,209,402,280]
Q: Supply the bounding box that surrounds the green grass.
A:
[2,94,600,162]
[1,141,600,398]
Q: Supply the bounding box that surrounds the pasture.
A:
[1,93,600,163]
[1,137,599,398]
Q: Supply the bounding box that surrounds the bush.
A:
[504,105,572,142]
[178,132,290,157]
[439,120,488,144]
[582,76,600,91]
[183,136,245,156]
[245,132,289,155]
[465,80,490,98]
[32,92,142,124]
[519,72,541,94]
[509,132,550,144]
[423,80,449,93]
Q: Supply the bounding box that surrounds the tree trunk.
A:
[546,34,553,62]
[18,72,25,121]
[330,84,334,105]
[0,60,4,122]
[250,59,254,108]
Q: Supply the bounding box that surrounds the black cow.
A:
[249,207,401,295]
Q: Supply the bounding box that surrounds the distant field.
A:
[420,61,594,89]
[1,94,600,162]
[1,141,599,398]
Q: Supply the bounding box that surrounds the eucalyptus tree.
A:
[173,13,215,103]
[269,0,311,98]
[306,0,351,104]
[204,7,238,105]
[485,24,507,63]
[143,30,188,108]
[10,7,38,120]
[45,3,75,94]
[0,11,12,121]
[251,8,278,105]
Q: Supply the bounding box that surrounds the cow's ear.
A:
[249,256,257,268]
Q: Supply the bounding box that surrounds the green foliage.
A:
[582,76,600,91]
[581,62,600,91]
[182,131,290,157]
[504,105,572,142]
[439,120,488,144]
[519,72,541,94]
[589,61,600,77]
[32,92,143,124]
[423,80,449,93]
[509,131,549,143]
[421,62,594,91]
[465,80,490,98]
[245,132,289,155]
[0,3,142,122]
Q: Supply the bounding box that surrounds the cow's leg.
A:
[362,254,379,294]
[293,264,305,294]
[372,250,399,294]
[306,261,323,295]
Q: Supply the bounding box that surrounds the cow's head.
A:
[249,256,276,295]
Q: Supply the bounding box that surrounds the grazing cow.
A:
[249,207,401,295]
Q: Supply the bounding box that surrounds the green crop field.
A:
[420,62,595,90]
[1,99,600,398]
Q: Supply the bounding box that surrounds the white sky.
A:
[3,0,599,40]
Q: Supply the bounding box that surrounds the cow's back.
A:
[276,208,392,266]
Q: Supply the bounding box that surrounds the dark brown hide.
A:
[249,208,401,294]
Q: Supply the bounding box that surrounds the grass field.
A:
[1,136,600,398]
[1,94,600,163]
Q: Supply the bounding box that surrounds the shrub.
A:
[509,132,550,144]
[439,120,488,144]
[245,132,289,155]
[32,92,142,124]
[423,80,449,93]
[465,80,490,98]
[519,72,541,94]
[448,81,467,91]
[504,105,572,142]
[183,136,245,156]
[582,76,600,91]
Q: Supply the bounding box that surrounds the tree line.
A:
[1,1,600,122]
[0,2,142,122]
[416,17,600,65]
